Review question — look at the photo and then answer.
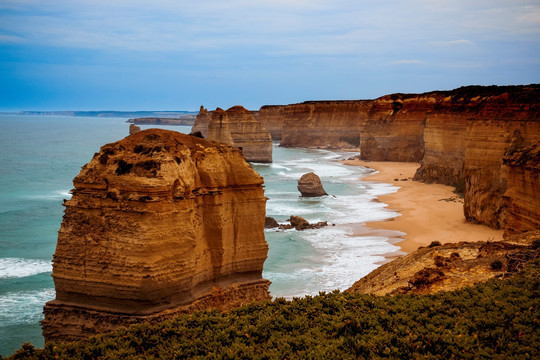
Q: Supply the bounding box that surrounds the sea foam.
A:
[0,258,52,279]
[0,289,56,325]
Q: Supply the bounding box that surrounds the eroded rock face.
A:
[191,105,210,138]
[205,106,272,163]
[42,129,270,342]
[503,142,540,236]
[347,231,539,295]
[297,172,327,197]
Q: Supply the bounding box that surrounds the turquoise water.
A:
[0,115,400,355]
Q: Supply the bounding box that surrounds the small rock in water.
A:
[265,217,279,229]
[278,215,328,231]
[297,172,328,197]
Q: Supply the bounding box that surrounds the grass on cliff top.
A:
[8,259,540,360]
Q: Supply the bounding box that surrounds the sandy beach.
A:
[344,160,503,254]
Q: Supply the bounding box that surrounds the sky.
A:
[1,0,539,111]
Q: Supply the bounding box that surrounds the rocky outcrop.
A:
[42,129,271,342]
[265,217,280,229]
[347,231,539,295]
[297,172,327,197]
[502,142,540,236]
[191,106,210,138]
[129,123,141,135]
[278,216,328,231]
[200,106,272,163]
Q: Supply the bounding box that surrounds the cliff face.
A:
[258,97,428,161]
[42,129,270,342]
[206,106,272,163]
[257,85,540,230]
[360,94,429,162]
[276,101,368,150]
[255,105,285,141]
[503,142,540,236]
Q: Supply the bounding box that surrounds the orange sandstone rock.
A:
[297,172,328,197]
[502,141,540,236]
[256,85,540,232]
[42,129,270,342]
[194,105,273,163]
[191,105,210,138]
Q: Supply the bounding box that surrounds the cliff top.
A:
[347,231,540,296]
[259,84,540,108]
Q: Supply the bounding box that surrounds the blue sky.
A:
[1,0,539,111]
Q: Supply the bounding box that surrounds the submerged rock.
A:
[297,172,328,197]
[42,129,271,342]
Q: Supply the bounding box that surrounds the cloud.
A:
[430,39,475,46]
[387,59,426,65]
[0,33,26,43]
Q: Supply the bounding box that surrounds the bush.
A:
[8,259,539,359]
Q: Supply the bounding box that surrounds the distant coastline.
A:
[2,110,196,118]
[126,114,196,126]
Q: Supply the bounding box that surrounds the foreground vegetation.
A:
[8,259,539,359]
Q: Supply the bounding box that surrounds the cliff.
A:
[257,85,540,230]
[503,142,540,236]
[205,106,272,163]
[347,231,539,295]
[42,129,271,342]
[257,97,429,161]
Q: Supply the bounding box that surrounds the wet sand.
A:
[344,160,503,254]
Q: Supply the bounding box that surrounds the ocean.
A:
[0,115,400,355]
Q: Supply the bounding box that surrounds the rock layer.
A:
[42,129,271,342]
[197,106,272,163]
[503,142,540,236]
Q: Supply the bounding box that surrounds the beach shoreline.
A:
[343,159,504,254]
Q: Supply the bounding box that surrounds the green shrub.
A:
[8,259,539,359]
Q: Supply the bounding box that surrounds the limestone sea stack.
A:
[190,105,210,138]
[194,105,273,163]
[297,172,328,197]
[129,123,141,135]
[42,129,271,342]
